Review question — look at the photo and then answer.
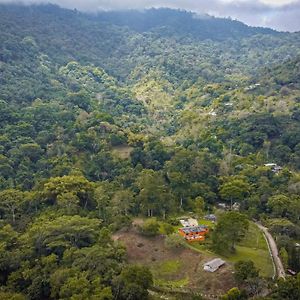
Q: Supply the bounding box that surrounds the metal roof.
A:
[204,258,225,269]
[180,225,208,234]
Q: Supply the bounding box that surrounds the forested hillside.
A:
[0,3,300,299]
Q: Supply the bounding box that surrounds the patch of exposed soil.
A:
[113,225,236,298]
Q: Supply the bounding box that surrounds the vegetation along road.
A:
[255,222,286,279]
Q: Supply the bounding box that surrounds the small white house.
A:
[179,218,198,227]
[204,214,217,222]
[179,219,190,227]
[203,258,225,272]
[264,163,282,174]
[264,163,277,167]
[188,218,198,227]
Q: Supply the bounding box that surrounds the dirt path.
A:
[255,222,286,279]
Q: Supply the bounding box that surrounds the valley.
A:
[0,3,300,299]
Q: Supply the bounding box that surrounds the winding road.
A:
[255,222,286,279]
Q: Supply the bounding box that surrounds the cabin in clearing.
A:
[178,225,209,242]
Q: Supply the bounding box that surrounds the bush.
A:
[139,219,160,236]
[165,233,186,250]
[162,222,175,235]
[167,217,180,226]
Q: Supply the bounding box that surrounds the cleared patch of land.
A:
[188,221,274,278]
[113,218,273,299]
[113,224,235,298]
[112,145,134,159]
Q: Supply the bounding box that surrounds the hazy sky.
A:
[1,0,300,32]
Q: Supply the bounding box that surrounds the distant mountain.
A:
[96,8,277,40]
[0,3,299,103]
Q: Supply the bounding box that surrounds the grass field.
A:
[151,259,190,288]
[113,222,235,296]
[227,222,274,278]
[184,221,274,278]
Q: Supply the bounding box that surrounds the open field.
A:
[188,221,274,278]
[227,222,274,278]
[113,217,273,299]
[113,223,235,298]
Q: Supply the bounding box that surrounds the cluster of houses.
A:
[178,218,209,242]
[178,217,226,273]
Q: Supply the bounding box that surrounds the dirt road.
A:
[255,222,286,279]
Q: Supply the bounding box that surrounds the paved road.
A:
[255,222,286,279]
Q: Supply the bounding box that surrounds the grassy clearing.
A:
[181,221,273,278]
[154,277,189,289]
[114,221,236,295]
[226,222,273,278]
[227,246,273,277]
[151,259,189,289]
[111,145,133,159]
[153,260,181,276]
[198,218,216,228]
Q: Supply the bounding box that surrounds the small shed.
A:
[287,269,297,276]
[179,219,190,227]
[203,258,225,272]
[264,163,282,174]
[204,214,217,222]
[179,218,198,227]
[232,202,240,211]
[188,218,198,227]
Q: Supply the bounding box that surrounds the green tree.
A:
[21,215,102,256]
[0,291,26,300]
[139,219,160,237]
[43,175,94,209]
[192,196,205,216]
[165,233,186,250]
[161,222,175,235]
[112,189,134,216]
[272,275,300,299]
[56,192,80,214]
[94,182,111,222]
[220,179,251,208]
[136,169,170,217]
[268,195,291,218]
[114,265,153,300]
[220,287,247,300]
[234,260,259,284]
[212,212,249,253]
[0,189,24,223]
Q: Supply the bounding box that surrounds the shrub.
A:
[162,222,175,235]
[165,233,186,250]
[139,219,160,236]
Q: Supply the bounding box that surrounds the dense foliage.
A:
[0,3,300,299]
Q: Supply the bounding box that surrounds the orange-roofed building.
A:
[178,225,209,242]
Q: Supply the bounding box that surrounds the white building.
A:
[203,258,225,272]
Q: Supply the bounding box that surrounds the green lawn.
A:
[227,246,273,277]
[160,216,274,278]
[186,221,274,278]
[151,260,190,289]
[153,260,181,276]
[153,277,189,289]
[227,222,274,278]
[198,218,216,228]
